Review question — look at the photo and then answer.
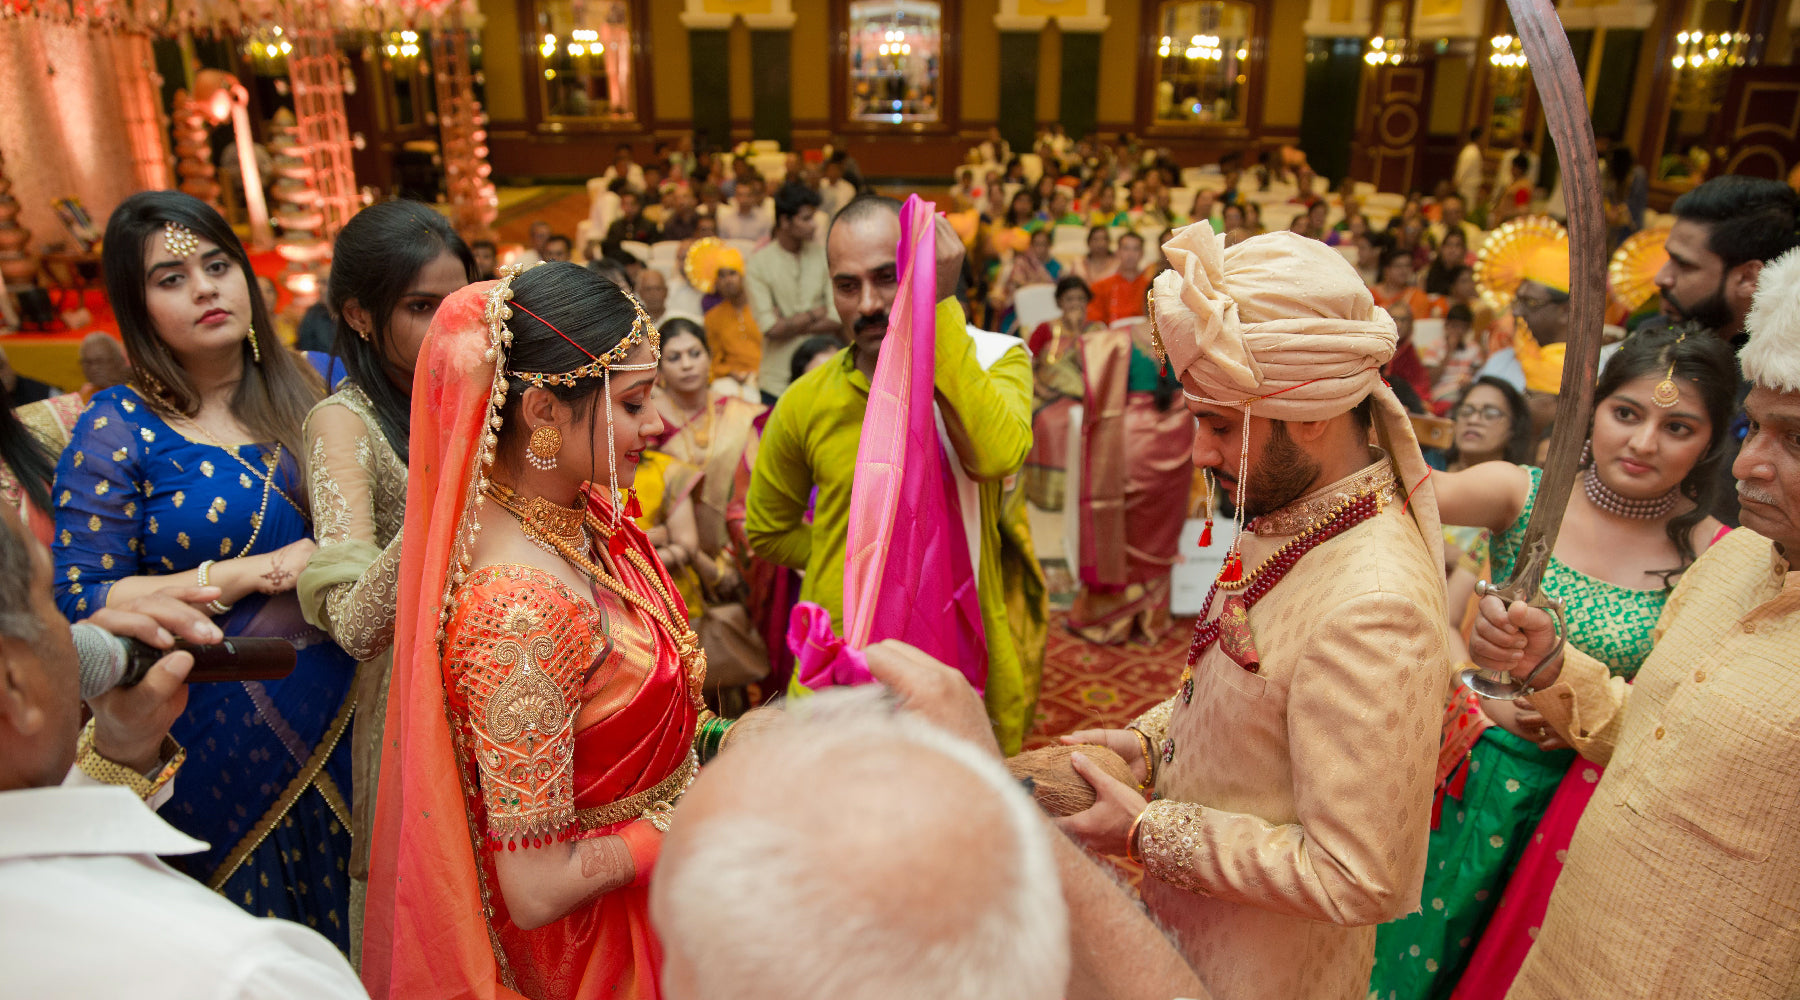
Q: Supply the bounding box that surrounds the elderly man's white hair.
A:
[1741,246,1800,394]
[653,687,1070,1000]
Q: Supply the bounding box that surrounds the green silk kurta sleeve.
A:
[931,298,1033,481]
[743,372,824,574]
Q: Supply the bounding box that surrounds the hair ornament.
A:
[162,220,200,259]
[1651,326,1689,409]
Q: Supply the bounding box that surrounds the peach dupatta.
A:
[361,280,528,1000]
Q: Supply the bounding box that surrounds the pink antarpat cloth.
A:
[791,194,988,693]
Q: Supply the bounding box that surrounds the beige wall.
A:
[1263,0,1308,127]
[479,0,524,121]
[1096,0,1142,125]
[650,0,692,122]
[1037,22,1064,124]
[962,0,1001,123]
[791,0,831,122]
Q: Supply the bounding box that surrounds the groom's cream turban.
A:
[1149,222,1441,560]
[1151,223,1397,419]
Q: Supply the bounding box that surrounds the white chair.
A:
[1013,283,1060,335]
[1019,153,1044,185]
[575,220,596,258]
[649,240,680,273]
[1180,166,1209,189]
[1051,224,1089,259]
[619,239,652,264]
[749,140,782,154]
[1363,192,1406,213]
[1353,181,1377,200]
[1334,244,1359,266]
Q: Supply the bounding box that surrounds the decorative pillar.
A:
[994,12,1043,155]
[0,150,38,295]
[433,25,498,242]
[172,90,223,211]
[287,22,360,242]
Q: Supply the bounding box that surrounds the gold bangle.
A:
[1125,805,1152,865]
[75,718,185,801]
[1127,726,1155,791]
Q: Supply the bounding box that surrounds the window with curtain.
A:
[845,0,944,124]
[1149,0,1256,126]
[535,0,636,122]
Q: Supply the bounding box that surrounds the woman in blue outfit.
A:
[52,191,355,952]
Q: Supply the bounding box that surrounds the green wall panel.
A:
[751,29,792,147]
[998,31,1040,156]
[689,29,732,151]
[1059,31,1102,141]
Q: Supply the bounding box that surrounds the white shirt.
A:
[1454,142,1485,205]
[717,202,773,244]
[0,782,367,999]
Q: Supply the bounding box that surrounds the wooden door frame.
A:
[827,0,962,137]
[1134,0,1268,142]
[515,0,655,134]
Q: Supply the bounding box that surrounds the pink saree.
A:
[791,195,988,691]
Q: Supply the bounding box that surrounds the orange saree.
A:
[363,278,701,1000]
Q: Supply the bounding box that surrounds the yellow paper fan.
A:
[1608,224,1671,313]
[1474,215,1568,313]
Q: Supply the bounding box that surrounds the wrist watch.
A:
[76,718,185,800]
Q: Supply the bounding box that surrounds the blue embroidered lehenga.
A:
[51,385,356,953]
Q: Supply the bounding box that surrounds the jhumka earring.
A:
[246,323,261,364]
[1198,469,1216,548]
[528,425,562,470]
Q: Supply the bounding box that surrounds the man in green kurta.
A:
[745,195,1045,754]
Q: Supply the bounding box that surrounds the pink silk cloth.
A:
[790,195,988,692]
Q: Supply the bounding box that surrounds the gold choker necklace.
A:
[483,483,588,553]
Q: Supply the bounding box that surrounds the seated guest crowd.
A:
[1,129,1797,1000]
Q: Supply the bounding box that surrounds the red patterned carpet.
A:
[1026,611,1194,749]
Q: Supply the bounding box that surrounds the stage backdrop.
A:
[0,19,169,257]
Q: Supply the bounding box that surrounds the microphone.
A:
[72,622,298,700]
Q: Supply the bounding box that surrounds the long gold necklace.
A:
[483,484,707,709]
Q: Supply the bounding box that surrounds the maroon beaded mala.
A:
[1182,488,1386,679]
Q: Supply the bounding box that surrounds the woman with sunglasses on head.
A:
[296,200,476,965]
[1370,324,1737,1000]
[364,262,718,1000]
[51,191,353,947]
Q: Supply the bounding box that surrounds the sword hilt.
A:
[1459,579,1566,701]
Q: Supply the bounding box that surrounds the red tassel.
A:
[1198,519,1213,548]
[623,489,643,519]
[608,531,629,558]
[1218,551,1243,583]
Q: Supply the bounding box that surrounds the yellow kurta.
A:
[1130,459,1450,1000]
[1511,528,1800,1000]
[744,298,1042,753]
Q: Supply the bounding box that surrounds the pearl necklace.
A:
[1583,463,1679,520]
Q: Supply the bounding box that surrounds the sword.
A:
[1460,0,1606,701]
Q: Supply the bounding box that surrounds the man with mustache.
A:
[1646,176,1800,526]
[1053,224,1450,999]
[745,194,1042,754]
[1468,246,1800,1000]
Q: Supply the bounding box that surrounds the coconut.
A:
[1005,744,1137,817]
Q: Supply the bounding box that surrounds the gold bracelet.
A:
[1127,726,1155,791]
[1125,805,1152,865]
[75,718,185,801]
